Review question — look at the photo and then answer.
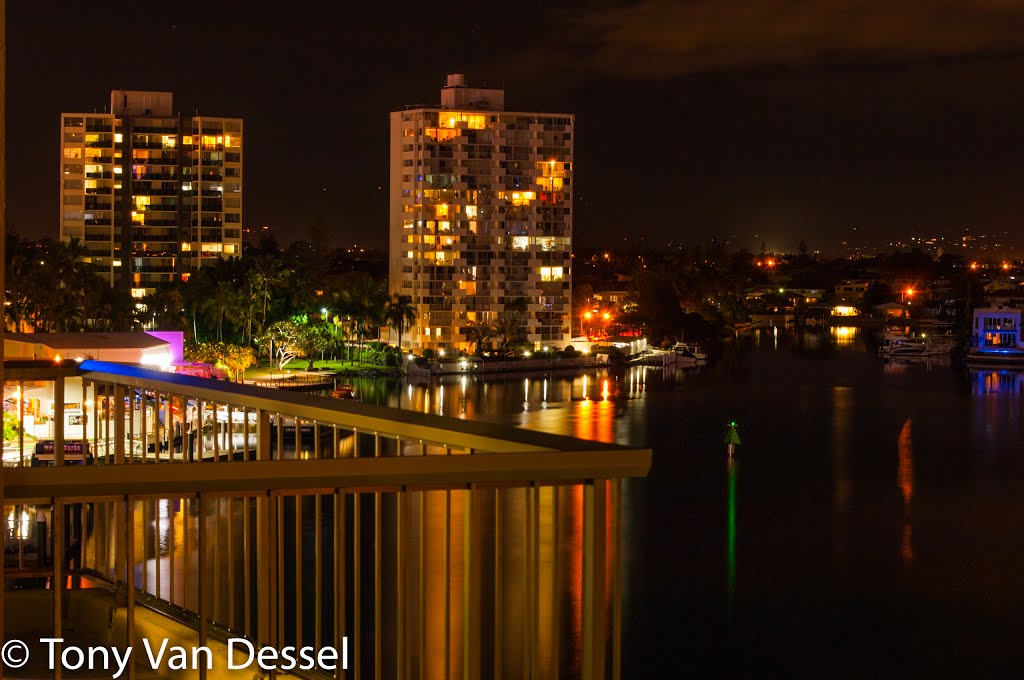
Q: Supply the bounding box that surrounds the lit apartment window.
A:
[510,192,535,206]
[540,266,564,282]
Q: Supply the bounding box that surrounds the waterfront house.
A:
[874,302,911,319]
[834,280,871,299]
[971,305,1022,351]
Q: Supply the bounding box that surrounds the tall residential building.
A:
[60,90,243,296]
[389,74,573,352]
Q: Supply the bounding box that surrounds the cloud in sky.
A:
[562,0,1024,78]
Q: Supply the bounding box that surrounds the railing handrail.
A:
[80,360,628,455]
[3,448,651,501]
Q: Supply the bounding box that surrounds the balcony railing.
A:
[1,360,649,680]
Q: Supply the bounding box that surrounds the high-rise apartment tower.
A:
[60,90,242,296]
[389,74,573,352]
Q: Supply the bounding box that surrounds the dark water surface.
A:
[359,328,1024,677]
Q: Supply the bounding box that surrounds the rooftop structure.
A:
[5,331,176,367]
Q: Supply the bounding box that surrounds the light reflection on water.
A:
[830,325,859,348]
[373,340,1024,675]
[130,337,1024,676]
[354,366,666,449]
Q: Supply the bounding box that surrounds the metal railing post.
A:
[54,373,65,466]
[53,499,64,680]
[114,384,125,463]
[126,497,136,680]
[582,481,607,680]
[198,492,208,680]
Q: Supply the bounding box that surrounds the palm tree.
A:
[346,274,386,355]
[283,240,328,315]
[464,319,496,355]
[494,311,526,352]
[366,287,388,343]
[5,235,34,332]
[247,252,287,328]
[385,294,417,349]
[205,282,240,342]
[238,281,262,346]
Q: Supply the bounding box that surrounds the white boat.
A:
[671,342,708,363]
[628,349,697,368]
[878,333,954,358]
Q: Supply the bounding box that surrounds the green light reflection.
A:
[727,458,737,612]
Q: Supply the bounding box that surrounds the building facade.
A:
[972,305,1022,350]
[60,91,242,296]
[389,75,573,352]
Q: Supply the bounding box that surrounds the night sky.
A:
[8,0,1024,253]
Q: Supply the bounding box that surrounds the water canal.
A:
[368,327,1024,676]
[107,326,1024,677]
